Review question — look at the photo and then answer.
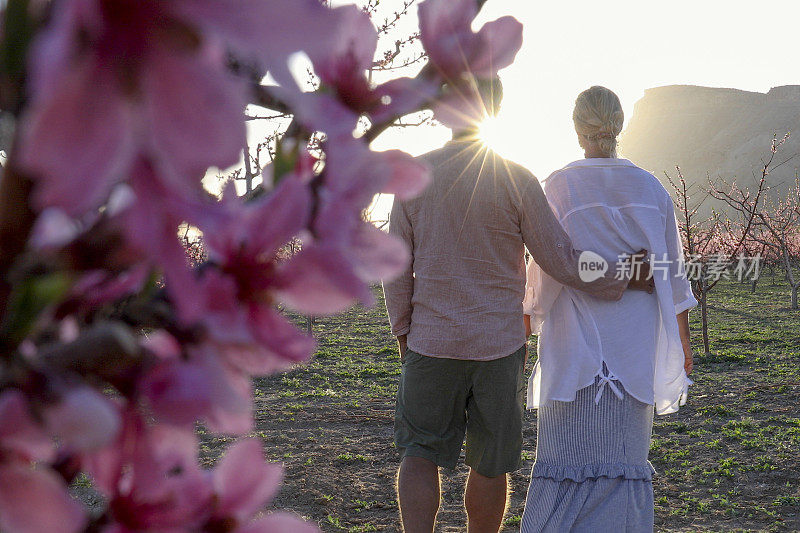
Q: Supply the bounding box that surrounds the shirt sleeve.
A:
[664,207,698,314]
[382,197,414,336]
[518,174,627,301]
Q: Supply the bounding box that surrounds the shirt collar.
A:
[563,158,637,169]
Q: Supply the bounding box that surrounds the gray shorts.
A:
[394,345,526,478]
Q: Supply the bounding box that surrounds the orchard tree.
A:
[0,0,523,531]
[665,167,723,355]
[708,135,800,309]
[716,181,800,309]
[665,134,780,355]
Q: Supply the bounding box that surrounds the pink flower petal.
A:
[142,330,182,360]
[43,387,120,452]
[172,0,336,80]
[128,423,204,504]
[0,390,54,462]
[0,463,86,533]
[469,17,524,77]
[142,45,247,193]
[29,208,82,250]
[192,348,253,435]
[26,0,103,103]
[371,77,439,124]
[213,438,282,522]
[283,89,359,142]
[19,59,135,216]
[247,307,316,367]
[350,223,410,282]
[418,0,478,78]
[276,245,368,315]
[80,408,136,496]
[375,150,431,200]
[139,360,213,427]
[242,176,310,258]
[198,272,255,346]
[307,5,377,110]
[125,164,205,324]
[431,86,486,130]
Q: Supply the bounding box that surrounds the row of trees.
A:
[667,134,800,354]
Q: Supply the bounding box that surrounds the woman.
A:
[520,86,696,532]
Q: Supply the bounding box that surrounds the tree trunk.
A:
[700,279,710,355]
[751,277,758,294]
[782,249,797,310]
[243,139,254,194]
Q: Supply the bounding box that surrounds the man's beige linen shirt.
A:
[383,141,626,361]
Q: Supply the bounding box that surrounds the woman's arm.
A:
[677,309,693,374]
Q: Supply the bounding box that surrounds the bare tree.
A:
[665,167,720,355]
[707,134,800,308]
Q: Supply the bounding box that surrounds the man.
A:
[383,77,653,533]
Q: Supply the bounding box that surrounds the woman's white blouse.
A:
[523,158,697,415]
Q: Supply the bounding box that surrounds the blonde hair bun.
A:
[573,86,624,157]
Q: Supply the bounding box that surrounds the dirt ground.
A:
[198,280,800,532]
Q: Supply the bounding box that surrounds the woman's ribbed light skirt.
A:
[521,375,655,533]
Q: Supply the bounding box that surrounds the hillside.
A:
[620,85,800,215]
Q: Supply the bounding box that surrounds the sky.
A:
[237,0,800,221]
[373,0,800,177]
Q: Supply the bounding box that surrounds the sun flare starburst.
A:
[478,116,507,153]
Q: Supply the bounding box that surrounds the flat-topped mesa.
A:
[767,85,800,101]
[620,84,800,216]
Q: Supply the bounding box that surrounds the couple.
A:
[383,82,696,533]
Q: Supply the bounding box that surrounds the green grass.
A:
[197,279,800,532]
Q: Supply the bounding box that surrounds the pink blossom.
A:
[370,76,440,124]
[121,159,216,323]
[66,265,149,313]
[190,345,254,435]
[377,149,433,201]
[418,0,523,80]
[0,462,86,533]
[304,5,438,125]
[43,386,120,452]
[84,413,213,530]
[430,83,489,130]
[291,142,426,310]
[139,331,251,434]
[195,177,318,369]
[138,358,214,428]
[0,392,86,533]
[0,390,53,462]
[210,438,281,524]
[208,438,316,533]
[171,0,338,85]
[19,0,254,216]
[308,5,378,113]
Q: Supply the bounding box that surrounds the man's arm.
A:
[383,198,414,353]
[518,176,631,301]
[396,334,408,362]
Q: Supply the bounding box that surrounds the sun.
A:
[478,116,509,154]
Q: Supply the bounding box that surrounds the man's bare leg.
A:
[464,468,508,533]
[397,456,440,533]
